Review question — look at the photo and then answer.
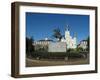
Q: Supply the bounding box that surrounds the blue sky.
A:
[26,12,89,44]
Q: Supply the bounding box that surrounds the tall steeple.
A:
[65,25,69,31]
[74,32,77,38]
[73,32,77,48]
[65,25,70,40]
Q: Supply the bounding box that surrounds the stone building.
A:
[33,38,53,51]
[78,40,88,50]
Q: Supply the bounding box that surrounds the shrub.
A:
[30,51,68,59]
[28,51,87,59]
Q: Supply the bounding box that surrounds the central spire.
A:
[65,25,69,31]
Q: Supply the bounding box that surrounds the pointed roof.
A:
[65,25,69,31]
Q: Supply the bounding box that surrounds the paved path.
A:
[26,58,89,67]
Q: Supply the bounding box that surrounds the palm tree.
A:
[52,28,63,41]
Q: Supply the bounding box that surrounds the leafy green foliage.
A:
[52,28,63,41]
[26,37,34,56]
[27,51,88,60]
[76,47,83,52]
[86,36,89,51]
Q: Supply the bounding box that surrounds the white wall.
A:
[0,0,100,80]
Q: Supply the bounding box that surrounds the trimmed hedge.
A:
[27,51,88,59]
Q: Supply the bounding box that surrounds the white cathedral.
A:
[61,26,77,49]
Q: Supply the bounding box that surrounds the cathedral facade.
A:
[61,27,77,49]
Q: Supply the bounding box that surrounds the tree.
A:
[86,36,89,51]
[26,37,34,56]
[52,28,63,41]
[76,47,83,52]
